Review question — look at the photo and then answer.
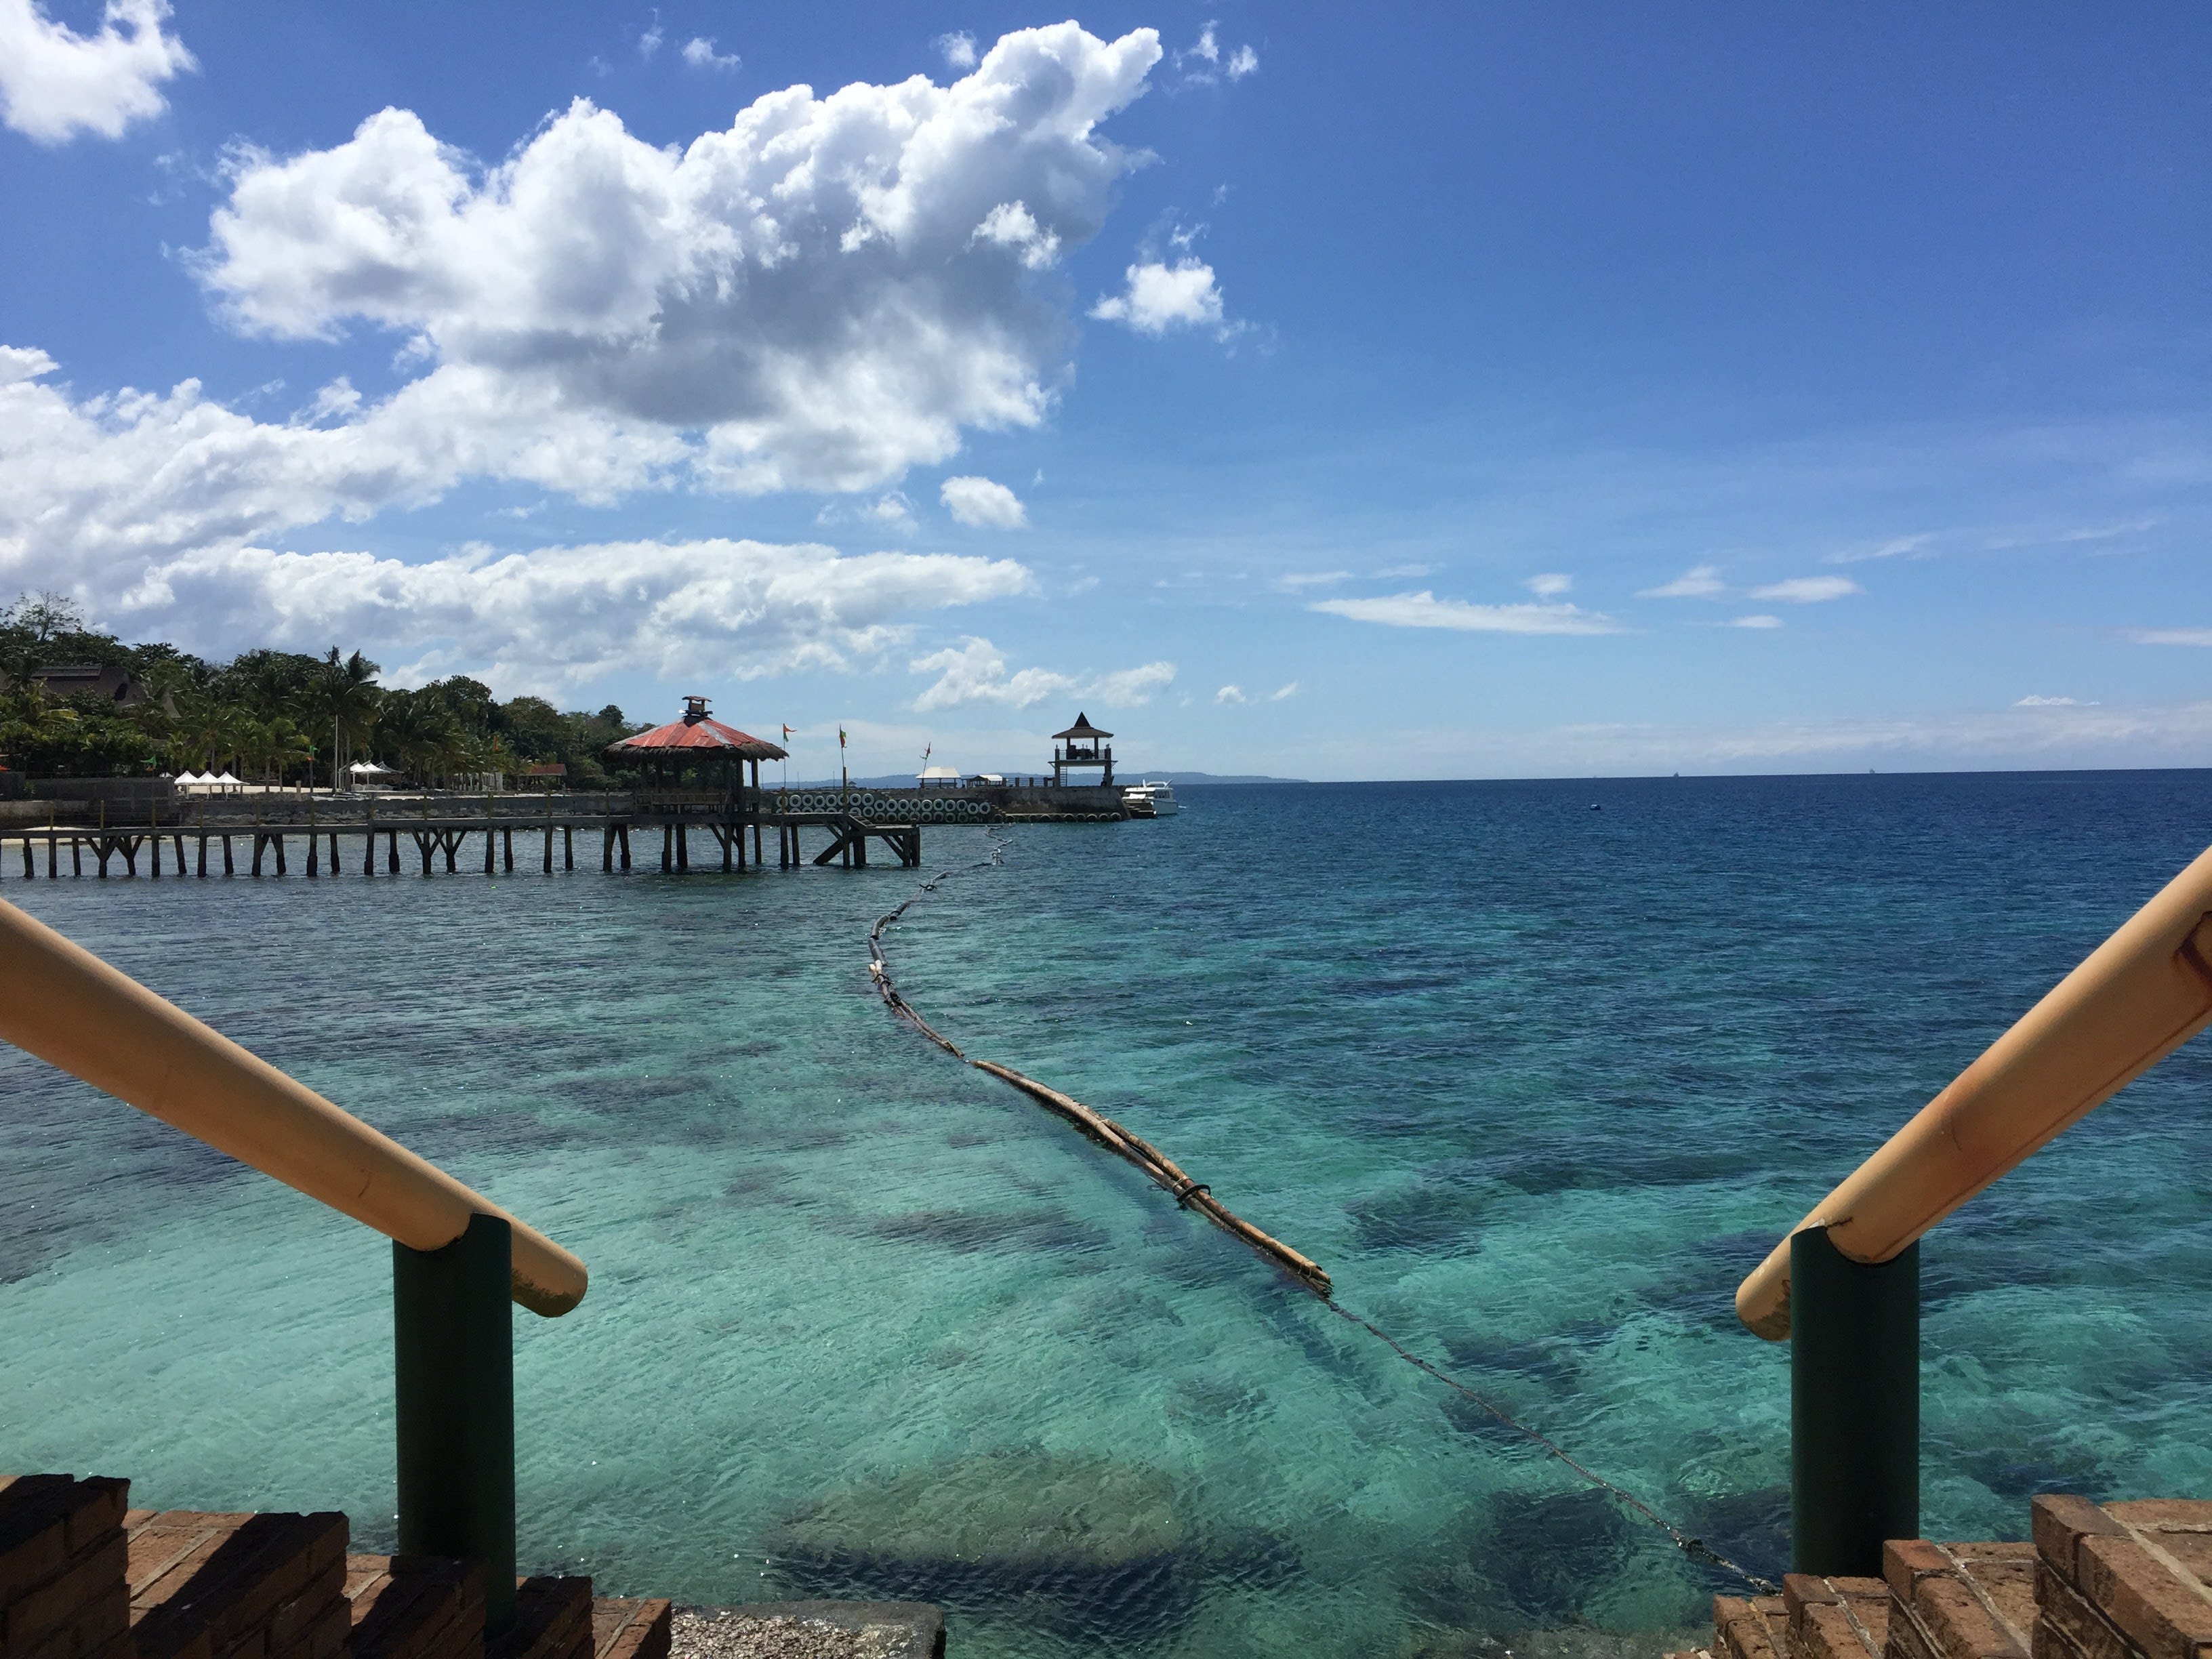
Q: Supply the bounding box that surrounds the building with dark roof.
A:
[28,665,150,706]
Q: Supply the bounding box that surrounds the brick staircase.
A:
[0,1475,672,1659]
[1679,1496,2212,1659]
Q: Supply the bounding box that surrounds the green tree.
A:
[220,650,321,721]
[293,647,382,790]
[374,691,464,787]
[245,715,314,783]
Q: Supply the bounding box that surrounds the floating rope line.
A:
[865,834,1779,1596]
[865,833,1329,1290]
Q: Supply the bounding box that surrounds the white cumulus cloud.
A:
[680,37,739,70]
[1091,260,1227,335]
[1311,591,1624,636]
[1094,660,1176,703]
[1215,684,1246,705]
[970,200,1061,270]
[1174,22,1257,85]
[1524,573,1572,598]
[1725,615,1784,630]
[1270,680,1298,700]
[1748,575,1862,604]
[0,342,691,581]
[2016,695,2097,707]
[939,474,1027,529]
[910,636,1171,710]
[186,23,1162,501]
[0,25,1177,659]
[0,0,194,144]
[113,537,1035,691]
[1639,564,1725,599]
[819,491,918,535]
[935,30,978,70]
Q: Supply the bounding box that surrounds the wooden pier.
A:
[0,783,1134,884]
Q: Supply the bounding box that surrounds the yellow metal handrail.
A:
[0,897,586,1317]
[1737,843,2212,1340]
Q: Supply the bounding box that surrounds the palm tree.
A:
[294,648,382,791]
[247,716,314,785]
[161,697,253,776]
[374,694,461,787]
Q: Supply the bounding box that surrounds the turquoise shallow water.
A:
[5,773,2212,1658]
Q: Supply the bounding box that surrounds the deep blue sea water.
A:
[5,772,2212,1658]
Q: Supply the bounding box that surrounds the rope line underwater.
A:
[864,832,1778,1596]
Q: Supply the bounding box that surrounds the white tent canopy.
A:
[916,765,962,783]
[348,761,397,775]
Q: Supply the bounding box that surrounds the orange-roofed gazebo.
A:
[604,696,788,872]
[607,696,786,763]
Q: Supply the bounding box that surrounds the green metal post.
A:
[394,1214,517,1635]
[1790,1226,1919,1576]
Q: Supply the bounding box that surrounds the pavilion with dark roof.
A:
[1050,712,1113,787]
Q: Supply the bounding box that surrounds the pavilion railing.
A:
[1734,843,2212,1575]
[0,897,587,1635]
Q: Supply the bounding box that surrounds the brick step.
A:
[126,1507,350,1659]
[1674,1496,2212,1659]
[588,1600,670,1659]
[2032,1495,2212,1659]
[344,1556,670,1659]
[1,1473,131,1659]
[343,1556,485,1659]
[3,1477,675,1659]
[492,1576,590,1659]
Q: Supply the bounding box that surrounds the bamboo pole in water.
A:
[971,1061,1333,1292]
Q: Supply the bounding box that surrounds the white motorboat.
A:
[1121,779,1179,817]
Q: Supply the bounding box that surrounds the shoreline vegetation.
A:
[0,592,642,790]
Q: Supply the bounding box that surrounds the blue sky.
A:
[3,2,2209,779]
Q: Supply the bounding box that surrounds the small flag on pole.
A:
[838,727,847,749]
[783,724,794,740]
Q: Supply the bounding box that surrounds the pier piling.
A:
[5,781,1111,893]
